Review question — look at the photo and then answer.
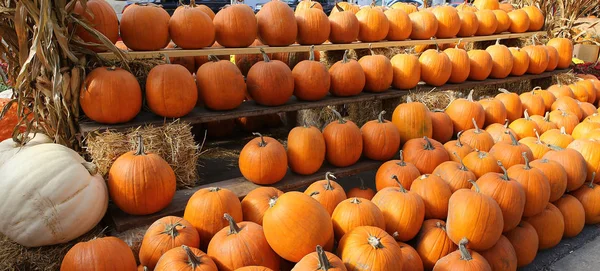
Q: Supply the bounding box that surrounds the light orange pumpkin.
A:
[548,109,580,134]
[390,53,421,89]
[467,49,493,81]
[567,139,600,183]
[518,129,551,159]
[419,48,452,86]
[508,47,530,76]
[507,9,530,33]
[475,10,498,36]
[461,118,496,152]
[532,87,557,112]
[543,145,588,192]
[457,10,480,37]
[409,10,439,40]
[540,127,574,149]
[545,45,559,71]
[509,109,541,139]
[337,226,403,271]
[486,39,514,79]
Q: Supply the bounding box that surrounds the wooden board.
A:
[107,159,383,232]
[98,31,547,59]
[80,69,569,134]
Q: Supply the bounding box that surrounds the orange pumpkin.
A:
[486,120,518,143]
[409,10,439,40]
[359,48,393,92]
[474,0,500,10]
[479,98,508,127]
[0,99,26,141]
[295,0,323,11]
[430,110,454,143]
[416,219,457,270]
[305,172,347,216]
[361,111,401,161]
[479,235,517,271]
[256,0,297,46]
[468,49,493,81]
[475,10,498,36]
[571,176,600,224]
[568,139,600,183]
[287,125,325,175]
[519,90,546,116]
[509,109,541,138]
[499,3,514,12]
[239,133,288,185]
[61,237,137,270]
[549,109,580,134]
[507,152,551,217]
[522,43,549,75]
[402,137,450,174]
[73,0,119,52]
[390,53,421,89]
[120,4,170,51]
[398,242,424,271]
[487,39,514,79]
[548,84,575,99]
[572,119,600,140]
[518,129,551,159]
[532,87,557,112]
[463,150,502,179]
[139,216,200,270]
[545,45,559,71]
[356,6,389,42]
[507,9,530,33]
[508,47,530,76]
[552,97,583,121]
[337,226,403,271]
[146,64,197,118]
[457,10,480,37]
[570,82,590,103]
[461,118,496,152]
[523,203,565,250]
[154,245,218,271]
[392,96,433,143]
[375,151,421,191]
[247,49,294,106]
[329,50,366,96]
[540,127,574,149]
[444,131,476,162]
[323,109,363,167]
[328,4,360,44]
[577,80,598,104]
[411,174,453,219]
[522,5,545,31]
[432,156,476,192]
[331,197,385,240]
[346,178,376,200]
[433,238,492,270]
[241,187,284,225]
[419,48,452,86]
[292,245,346,271]
[489,131,534,168]
[554,194,586,238]
[386,8,412,41]
[505,221,538,267]
[292,46,330,101]
[432,5,460,38]
[295,4,330,45]
[493,9,511,33]
[169,3,215,49]
[444,45,470,83]
[579,102,598,119]
[446,90,486,133]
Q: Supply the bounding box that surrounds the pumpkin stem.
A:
[547,143,563,151]
[467,89,475,102]
[309,45,316,61]
[182,245,203,269]
[506,130,519,146]
[588,173,596,188]
[335,2,343,12]
[495,38,501,45]
[522,152,531,169]
[377,110,386,123]
[224,213,242,235]
[208,187,221,192]
[268,196,278,207]
[190,0,196,7]
[316,245,333,270]
[324,172,337,190]
[471,118,481,133]
[458,238,473,261]
[350,197,361,204]
[456,131,465,147]
[82,162,98,176]
[503,119,509,129]
[252,132,267,147]
[532,86,542,91]
[208,55,220,62]
[468,180,479,193]
[330,107,347,124]
[498,88,510,94]
[497,161,509,180]
[369,43,375,55]
[358,177,367,190]
[367,235,385,249]
[435,221,447,231]
[453,152,468,170]
[534,129,543,144]
[143,267,148,271]
[397,150,407,166]
[259,48,270,62]
[423,136,434,150]
[543,111,550,121]
[106,66,117,71]
[391,175,407,192]
[160,221,185,238]
[134,134,146,156]
[560,126,567,135]
[406,96,414,103]
[431,37,439,52]
[455,38,463,49]
[524,109,531,120]
[342,50,350,63]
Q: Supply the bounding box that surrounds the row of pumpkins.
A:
[77,0,544,52]
[80,36,574,125]
[58,95,600,270]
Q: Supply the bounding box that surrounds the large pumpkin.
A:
[432,238,492,271]
[296,4,330,45]
[507,9,530,33]
[361,111,401,161]
[489,130,534,168]
[433,157,476,192]
[505,221,538,267]
[430,110,454,143]
[331,197,385,240]
[386,8,412,41]
[463,150,502,179]
[567,139,600,183]
[241,187,283,225]
[359,48,393,92]
[0,144,108,247]
[355,6,389,42]
[61,237,137,270]
[256,0,297,46]
[446,89,486,133]
[154,245,218,271]
[0,133,52,167]
[468,49,493,81]
[571,177,600,224]
[73,0,119,52]
[390,53,421,89]
[292,46,330,101]
[479,235,517,271]
[486,39,514,79]
[522,43,549,75]
[239,133,288,185]
[409,10,438,40]
[146,64,197,117]
[287,125,325,175]
[292,245,347,271]
[432,5,460,38]
[402,137,449,174]
[508,47,530,76]
[214,3,257,47]
[305,172,348,216]
[415,219,457,270]
[329,50,366,96]
[139,216,200,269]
[328,4,360,43]
[542,145,587,191]
[461,118,496,152]
[323,109,363,167]
[247,49,294,106]
[444,45,470,83]
[523,203,565,250]
[375,151,421,191]
[479,98,507,127]
[522,5,544,31]
[392,96,433,143]
[419,48,452,86]
[197,56,246,110]
[80,67,142,124]
[554,194,586,238]
[263,191,334,262]
[506,152,551,217]
[530,158,568,201]
[547,38,573,69]
[457,10,479,37]
[411,174,452,220]
[120,4,170,51]
[337,226,403,271]
[475,10,498,36]
[169,2,214,49]
[520,90,546,116]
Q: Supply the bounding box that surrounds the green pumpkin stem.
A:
[330,108,347,124]
[367,236,385,249]
[497,161,509,180]
[391,175,407,193]
[458,238,473,261]
[316,245,333,270]
[397,150,407,166]
[182,245,203,269]
[252,132,267,147]
[506,130,519,146]
[423,136,434,150]
[325,172,337,190]
[259,48,270,62]
[208,55,220,62]
[588,172,596,188]
[468,180,479,193]
[342,50,350,63]
[161,221,185,238]
[224,213,242,235]
[309,45,316,61]
[350,197,361,204]
[452,152,468,171]
[82,162,98,176]
[134,134,146,155]
[377,110,386,123]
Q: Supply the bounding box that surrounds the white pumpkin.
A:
[0,133,52,167]
[0,143,108,247]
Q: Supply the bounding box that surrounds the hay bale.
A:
[112,225,149,264]
[0,227,105,271]
[297,105,344,129]
[346,100,383,126]
[409,89,462,111]
[85,121,201,188]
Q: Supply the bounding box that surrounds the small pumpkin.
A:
[443,131,476,162]
[571,176,600,224]
[444,44,471,84]
[390,53,421,89]
[529,111,558,134]
[446,89,486,133]
[430,110,454,143]
[518,129,551,160]
[508,47,530,76]
[356,5,389,42]
[433,154,476,192]
[375,151,421,191]
[433,238,492,270]
[522,5,544,31]
[554,194,586,238]
[522,41,550,75]
[467,49,493,81]
[489,131,534,168]
[548,109,580,134]
[479,235,517,271]
[569,82,590,103]
[409,10,439,40]
[385,8,412,41]
[287,125,325,175]
[328,4,360,43]
[461,118,496,152]
[241,187,284,225]
[61,237,137,270]
[213,2,257,47]
[292,245,347,271]
[256,0,297,46]
[197,55,246,111]
[347,178,376,200]
[337,226,403,271]
[139,216,200,270]
[567,139,600,183]
[542,145,588,191]
[361,111,401,161]
[507,9,530,33]
[146,64,197,118]
[486,39,514,79]
[505,222,538,267]
[508,109,541,139]
[247,49,294,106]
[475,10,498,36]
[295,3,330,45]
[305,172,348,216]
[579,101,598,119]
[432,5,460,38]
[323,108,363,167]
[411,174,453,220]
[169,1,215,49]
[457,10,480,37]
[331,197,385,240]
[520,90,546,116]
[329,50,366,97]
[120,4,170,51]
[523,203,565,250]
[359,47,393,92]
[416,219,457,270]
[493,9,511,33]
[402,137,450,174]
[479,98,508,127]
[577,80,598,104]
[392,96,433,143]
[239,133,288,185]
[463,150,502,179]
[419,47,452,86]
[154,245,218,271]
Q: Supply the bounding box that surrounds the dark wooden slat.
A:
[107,159,383,232]
[80,69,569,134]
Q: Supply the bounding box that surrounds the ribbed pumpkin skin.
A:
[479,235,517,271]
[507,159,551,218]
[445,93,486,133]
[263,192,334,262]
[295,0,323,11]
[547,38,573,69]
[337,226,404,271]
[60,237,137,271]
[457,10,479,37]
[545,45,559,71]
[375,157,421,191]
[505,221,538,267]
[522,6,544,31]
[432,6,460,38]
[522,45,549,75]
[548,84,576,99]
[508,113,541,139]
[214,4,257,47]
[570,83,590,103]
[507,9,530,33]
[552,97,583,121]
[390,54,421,89]
[371,185,425,241]
[549,109,580,134]
[392,101,433,143]
[524,203,565,250]
[241,187,283,225]
[361,113,401,161]
[295,6,330,45]
[169,5,215,49]
[479,98,507,127]
[432,246,491,271]
[460,121,495,152]
[146,64,197,118]
[475,170,526,232]
[409,10,439,40]
[486,122,517,143]
[419,49,452,86]
[430,111,454,143]
[256,0,297,46]
[492,9,511,33]
[508,47,530,76]
[577,80,598,104]
[571,181,600,224]
[356,7,389,42]
[331,197,385,240]
[329,54,366,96]
[239,135,288,185]
[386,9,412,41]
[80,67,142,124]
[554,194,586,238]
[402,137,450,174]
[398,242,424,271]
[530,159,568,202]
[415,219,457,270]
[139,217,200,269]
[444,47,470,83]
[567,139,600,183]
[197,59,246,110]
[120,5,170,51]
[73,0,119,52]
[292,247,346,271]
[444,133,476,162]
[305,175,347,216]
[323,117,363,167]
[292,57,330,101]
[328,7,359,43]
[463,150,502,179]
[468,50,493,81]
[475,10,498,36]
[487,42,514,79]
[520,91,546,116]
[411,174,452,220]
[433,160,476,192]
[359,54,393,92]
[154,246,218,271]
[572,119,600,140]
[247,57,294,106]
[543,147,587,192]
[533,89,557,112]
[287,126,325,175]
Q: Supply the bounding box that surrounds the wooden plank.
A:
[79,69,569,134]
[98,31,547,59]
[107,159,383,232]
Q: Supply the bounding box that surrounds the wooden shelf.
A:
[80,69,569,134]
[98,31,546,59]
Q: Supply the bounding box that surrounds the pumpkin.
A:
[522,42,550,75]
[479,235,517,271]
[239,133,287,185]
[372,175,425,241]
[508,47,530,76]
[256,0,297,46]
[296,4,330,45]
[194,43,232,71]
[463,150,502,179]
[542,145,587,191]
[330,2,359,14]
[390,53,421,89]
[457,10,479,37]
[398,242,424,271]
[446,90,486,133]
[579,102,597,119]
[499,3,514,12]
[432,238,492,271]
[570,83,590,103]
[554,194,586,238]
[486,39,514,79]
[61,237,137,270]
[73,0,119,52]
[355,6,389,42]
[419,48,452,86]
[522,5,544,31]
[476,161,526,232]
[457,1,478,12]
[207,214,280,271]
[392,96,433,143]
[80,67,141,124]
[234,39,270,75]
[444,131,476,162]
[432,5,460,38]
[475,10,498,36]
[323,109,363,167]
[567,139,600,183]
[479,98,508,127]
[347,178,376,200]
[183,187,243,249]
[305,172,348,216]
[508,109,541,139]
[489,131,534,168]
[385,8,412,41]
[337,226,403,271]
[433,155,476,192]
[430,110,454,143]
[518,130,551,160]
[493,9,511,33]
[532,87,557,111]
[120,4,170,51]
[444,44,470,84]
[391,2,418,13]
[461,118,496,152]
[108,135,175,215]
[571,176,600,224]
[506,152,551,218]
[549,109,580,134]
[0,144,108,247]
[329,4,360,43]
[505,221,538,267]
[416,219,457,270]
[486,120,518,143]
[467,49,493,81]
[402,137,449,174]
[197,56,246,111]
[296,0,323,11]
[530,112,557,134]
[520,90,546,116]
[146,64,197,118]
[545,45,559,71]
[552,97,583,121]
[236,267,274,271]
[154,245,218,271]
[263,191,334,262]
[246,49,294,106]
[474,0,500,10]
[331,197,385,240]
[292,245,347,271]
[548,84,575,99]
[0,133,52,167]
[359,47,393,92]
[292,47,330,101]
[375,151,421,191]
[523,203,565,250]
[361,111,401,161]
[139,216,200,269]
[241,187,284,225]
[577,80,598,104]
[329,50,366,96]
[169,2,214,49]
[214,3,257,47]
[287,125,325,175]
[0,99,29,142]
[411,173,452,220]
[572,119,600,140]
[165,43,196,74]
[410,10,438,40]
[507,9,530,33]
